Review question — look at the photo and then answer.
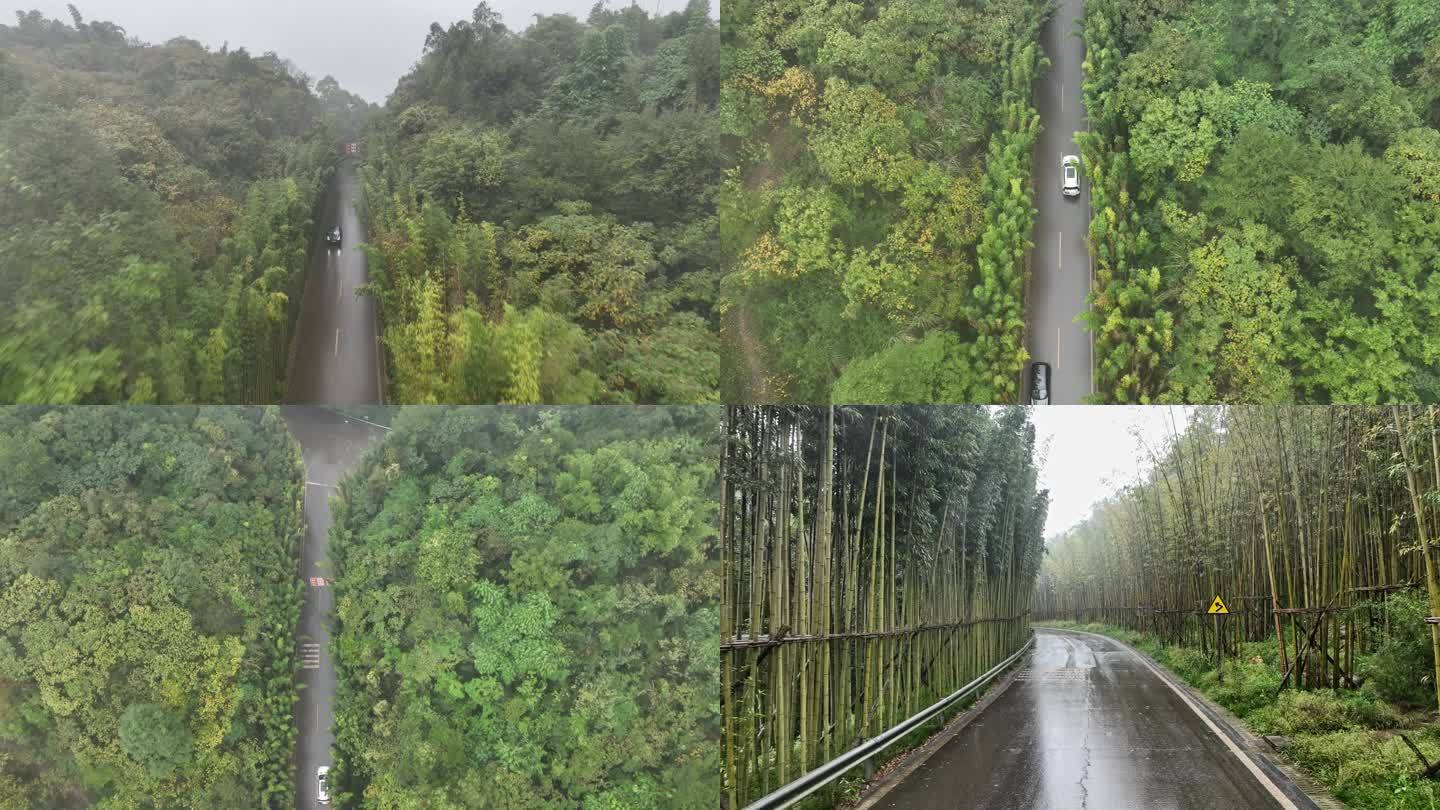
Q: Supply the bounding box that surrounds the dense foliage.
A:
[326,407,719,807]
[1078,0,1440,402]
[722,405,1048,805]
[720,0,1048,402]
[0,407,305,806]
[356,2,721,404]
[0,8,374,403]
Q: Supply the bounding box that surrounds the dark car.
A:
[326,226,342,247]
[1029,361,1051,405]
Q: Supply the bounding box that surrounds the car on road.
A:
[1029,361,1051,405]
[317,765,330,803]
[1062,155,1080,197]
[326,226,342,247]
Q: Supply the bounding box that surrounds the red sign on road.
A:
[309,577,331,586]
[343,143,359,155]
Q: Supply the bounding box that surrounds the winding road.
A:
[283,407,389,808]
[1027,0,1093,403]
[867,629,1316,810]
[287,155,383,405]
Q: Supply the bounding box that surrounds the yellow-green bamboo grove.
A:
[721,406,1048,808]
[1034,406,1440,710]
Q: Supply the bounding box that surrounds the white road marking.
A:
[334,328,340,357]
[300,642,321,670]
[1060,83,1063,113]
[306,481,338,488]
[1056,328,1061,371]
[343,412,393,433]
[1054,629,1300,810]
[1058,232,1062,270]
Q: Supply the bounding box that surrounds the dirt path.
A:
[728,306,771,402]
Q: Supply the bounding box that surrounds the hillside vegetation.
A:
[0,407,305,806]
[721,0,1049,402]
[1079,0,1440,402]
[327,407,719,807]
[357,2,721,404]
[0,8,373,404]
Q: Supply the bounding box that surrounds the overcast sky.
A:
[23,0,704,102]
[1028,406,1193,540]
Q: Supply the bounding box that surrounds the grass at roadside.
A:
[1040,621,1440,810]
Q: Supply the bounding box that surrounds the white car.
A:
[317,765,330,804]
[1062,155,1080,197]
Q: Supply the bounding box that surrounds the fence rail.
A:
[721,613,1032,651]
[743,633,1036,810]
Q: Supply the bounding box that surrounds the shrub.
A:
[1283,731,1440,809]
[1207,657,1282,716]
[1359,591,1435,709]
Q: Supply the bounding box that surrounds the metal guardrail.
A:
[743,632,1037,810]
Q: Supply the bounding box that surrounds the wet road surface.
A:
[283,406,389,808]
[1027,0,1092,403]
[872,629,1288,810]
[287,157,383,405]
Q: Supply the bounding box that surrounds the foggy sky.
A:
[1029,406,1193,540]
[18,0,704,103]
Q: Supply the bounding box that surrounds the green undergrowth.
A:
[1040,621,1440,810]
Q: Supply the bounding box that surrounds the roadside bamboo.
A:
[1033,407,1433,706]
[720,406,1048,807]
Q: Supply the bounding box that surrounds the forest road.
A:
[869,629,1309,810]
[1027,0,1093,403]
[286,156,383,405]
[283,407,388,808]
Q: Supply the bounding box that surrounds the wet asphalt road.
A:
[1027,0,1093,403]
[872,629,1287,810]
[283,407,389,809]
[286,157,383,405]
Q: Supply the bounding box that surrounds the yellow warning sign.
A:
[1208,595,1230,615]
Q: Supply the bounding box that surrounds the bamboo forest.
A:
[0,407,305,806]
[357,2,721,404]
[1081,0,1440,403]
[0,10,371,404]
[721,405,1048,806]
[327,406,719,807]
[1036,406,1440,809]
[720,0,1049,403]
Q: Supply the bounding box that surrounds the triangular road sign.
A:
[1208,595,1230,615]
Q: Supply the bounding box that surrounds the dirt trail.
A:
[727,307,771,402]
